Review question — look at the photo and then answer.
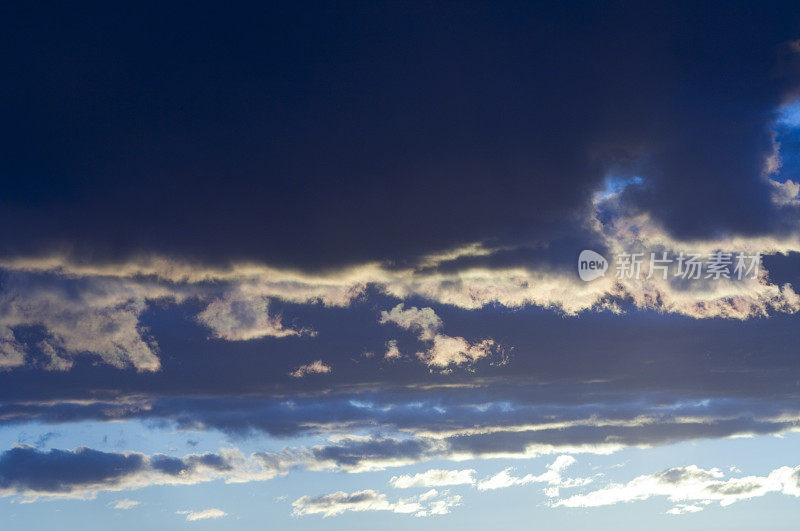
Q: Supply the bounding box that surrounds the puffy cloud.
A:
[380,305,442,341]
[553,464,800,513]
[380,304,499,371]
[421,336,497,372]
[289,360,331,378]
[197,291,310,340]
[177,508,228,521]
[0,273,185,371]
[390,469,476,488]
[291,489,461,517]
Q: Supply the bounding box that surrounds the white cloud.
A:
[111,498,140,509]
[770,178,800,207]
[413,493,462,517]
[477,455,592,495]
[177,508,228,521]
[289,360,331,378]
[667,503,704,514]
[390,469,476,488]
[380,304,441,341]
[421,335,497,371]
[553,464,800,514]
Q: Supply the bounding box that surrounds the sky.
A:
[2,2,800,529]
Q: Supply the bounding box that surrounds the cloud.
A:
[415,492,462,517]
[420,336,498,372]
[6,388,800,462]
[0,445,287,501]
[380,304,499,371]
[770,178,800,207]
[5,435,800,519]
[177,508,227,521]
[1,187,799,383]
[384,339,402,361]
[112,498,140,510]
[477,455,593,495]
[307,436,443,473]
[197,291,310,340]
[0,272,191,371]
[5,4,800,276]
[390,469,475,488]
[380,305,442,341]
[291,489,461,517]
[292,490,419,517]
[289,360,331,378]
[3,197,799,358]
[0,326,25,370]
[553,464,800,514]
[4,8,800,525]
[666,503,705,514]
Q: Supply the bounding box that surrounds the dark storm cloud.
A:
[1,3,799,268]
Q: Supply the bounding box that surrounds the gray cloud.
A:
[291,488,461,517]
[0,445,283,501]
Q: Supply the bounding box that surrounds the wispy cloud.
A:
[477,455,593,495]
[390,469,476,488]
[177,508,228,521]
[111,498,140,510]
[292,489,461,517]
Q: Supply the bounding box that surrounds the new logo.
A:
[578,250,608,281]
